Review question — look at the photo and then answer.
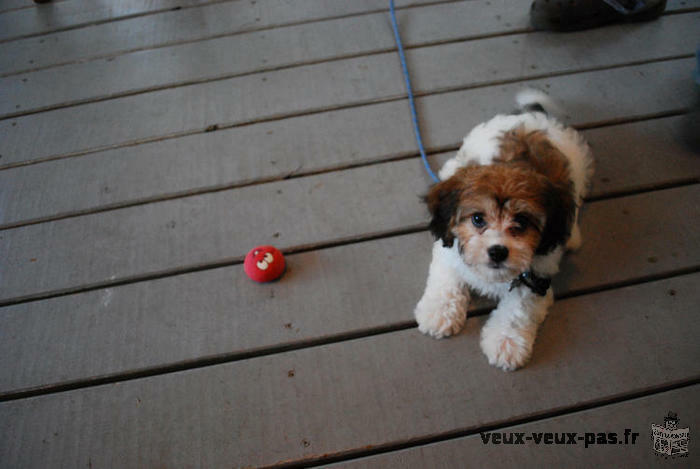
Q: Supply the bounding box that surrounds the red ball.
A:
[244,245,286,283]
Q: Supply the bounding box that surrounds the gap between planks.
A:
[0,54,692,171]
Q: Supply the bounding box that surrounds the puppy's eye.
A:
[512,214,530,232]
[471,213,486,228]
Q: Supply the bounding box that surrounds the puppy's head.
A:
[425,157,575,282]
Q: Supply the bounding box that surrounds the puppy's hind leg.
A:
[415,242,469,339]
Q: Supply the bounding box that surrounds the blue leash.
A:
[389,0,440,183]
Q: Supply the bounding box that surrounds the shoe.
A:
[530,0,667,31]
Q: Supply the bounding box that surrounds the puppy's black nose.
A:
[487,245,509,263]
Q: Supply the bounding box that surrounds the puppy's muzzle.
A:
[487,245,509,264]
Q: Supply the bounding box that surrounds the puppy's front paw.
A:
[480,324,533,371]
[414,294,466,339]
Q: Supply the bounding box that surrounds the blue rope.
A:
[389,0,440,183]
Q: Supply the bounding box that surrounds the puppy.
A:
[414,89,593,370]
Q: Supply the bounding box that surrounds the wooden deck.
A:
[1,0,699,467]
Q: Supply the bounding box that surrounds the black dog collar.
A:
[509,270,551,296]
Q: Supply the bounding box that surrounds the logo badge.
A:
[651,411,689,458]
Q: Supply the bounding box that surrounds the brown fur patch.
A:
[426,165,549,250]
[425,128,576,255]
[424,174,466,247]
[496,127,571,191]
[496,127,576,253]
[452,164,552,212]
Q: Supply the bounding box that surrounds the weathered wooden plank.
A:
[2,151,698,303]
[2,110,698,230]
[0,273,697,467]
[0,0,219,42]
[330,386,700,468]
[4,4,697,120]
[0,2,33,15]
[0,0,448,75]
[0,0,530,118]
[1,181,698,395]
[584,117,700,197]
[0,63,692,299]
[2,0,695,50]
[0,100,417,228]
[0,24,695,169]
[416,58,696,149]
[0,155,424,304]
[0,232,430,397]
[0,149,697,305]
[0,50,405,168]
[408,12,699,94]
[1,57,697,227]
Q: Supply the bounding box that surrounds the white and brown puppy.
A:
[415,89,593,370]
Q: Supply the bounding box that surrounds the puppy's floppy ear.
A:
[536,180,576,255]
[423,176,463,248]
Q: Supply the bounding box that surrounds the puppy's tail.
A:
[515,88,563,118]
